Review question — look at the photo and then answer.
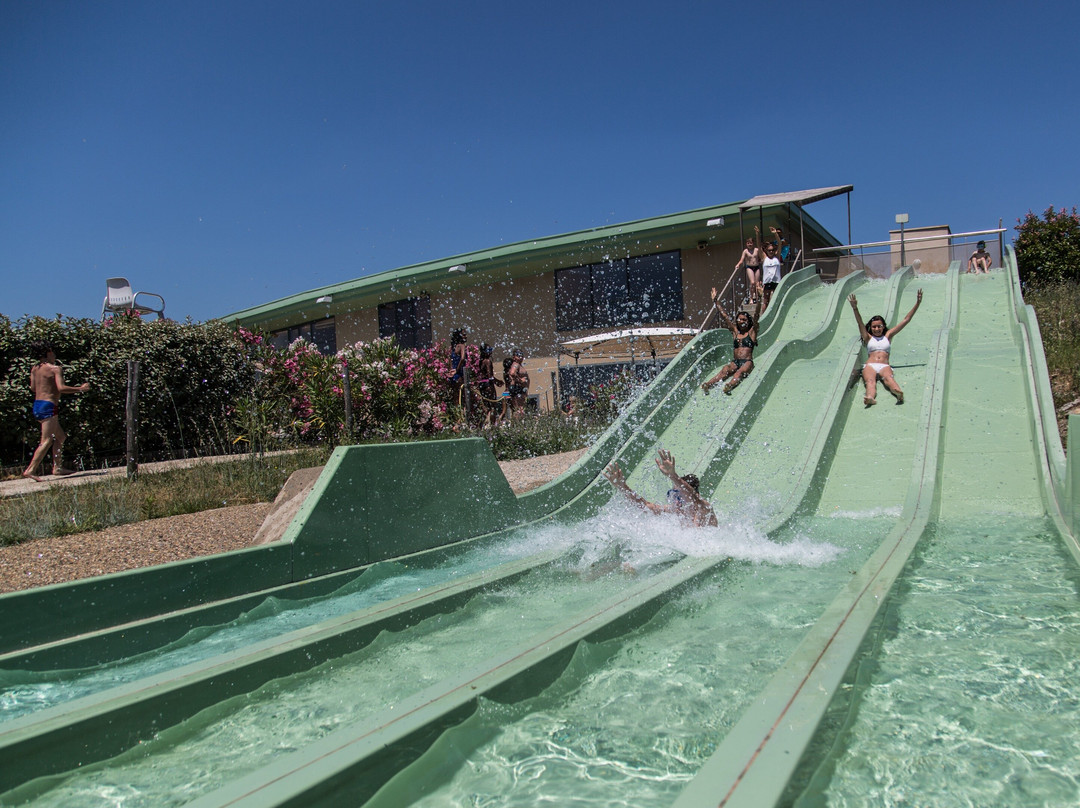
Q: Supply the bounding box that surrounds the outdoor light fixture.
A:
[316,295,333,304]
[706,217,725,227]
[448,264,467,273]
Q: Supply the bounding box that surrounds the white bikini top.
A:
[867,335,891,354]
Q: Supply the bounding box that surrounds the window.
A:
[554,250,683,331]
[270,317,337,354]
[378,296,432,348]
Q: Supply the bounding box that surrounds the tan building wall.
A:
[888,225,952,274]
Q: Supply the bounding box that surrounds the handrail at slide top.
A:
[673,264,960,808]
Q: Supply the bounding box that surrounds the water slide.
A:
[2,249,1079,806]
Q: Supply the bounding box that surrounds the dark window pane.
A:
[590,259,628,328]
[378,296,431,348]
[555,266,594,331]
[396,299,418,349]
[312,318,336,354]
[378,303,396,339]
[414,295,432,348]
[627,251,683,324]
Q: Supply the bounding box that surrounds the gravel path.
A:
[0,449,586,594]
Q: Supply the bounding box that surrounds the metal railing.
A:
[813,228,1006,279]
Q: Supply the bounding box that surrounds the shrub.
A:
[1015,206,1080,285]
[1,316,258,469]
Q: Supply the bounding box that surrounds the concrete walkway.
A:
[0,451,298,499]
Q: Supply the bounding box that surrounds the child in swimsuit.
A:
[702,287,761,395]
[848,289,923,406]
[736,229,765,304]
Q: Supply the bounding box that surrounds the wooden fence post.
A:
[342,363,353,442]
[126,360,139,480]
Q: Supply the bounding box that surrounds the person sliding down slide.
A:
[603,449,718,528]
[849,289,922,406]
[702,288,761,396]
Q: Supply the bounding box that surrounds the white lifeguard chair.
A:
[101,277,166,321]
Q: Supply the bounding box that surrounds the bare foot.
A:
[895,390,904,404]
[864,396,876,407]
[723,383,735,395]
[22,471,45,482]
[52,467,77,476]
[701,383,711,396]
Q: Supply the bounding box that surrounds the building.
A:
[225,188,849,410]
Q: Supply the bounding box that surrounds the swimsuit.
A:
[867,335,890,354]
[732,358,752,370]
[733,334,757,350]
[33,400,57,421]
[864,335,891,374]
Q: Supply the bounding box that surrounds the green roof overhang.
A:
[223,199,839,331]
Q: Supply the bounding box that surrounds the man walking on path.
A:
[22,341,90,482]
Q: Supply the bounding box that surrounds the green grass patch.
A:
[0,448,331,546]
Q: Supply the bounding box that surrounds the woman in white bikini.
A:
[848,289,922,406]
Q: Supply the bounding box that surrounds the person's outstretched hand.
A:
[655,449,677,478]
[603,462,626,488]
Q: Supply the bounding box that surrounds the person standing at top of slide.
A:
[22,341,90,481]
[736,226,765,303]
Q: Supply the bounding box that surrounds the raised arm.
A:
[887,289,923,338]
[655,450,712,510]
[710,289,737,332]
[603,461,663,515]
[848,293,869,342]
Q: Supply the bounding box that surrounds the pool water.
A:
[0,524,564,722]
[787,516,1080,807]
[366,512,867,807]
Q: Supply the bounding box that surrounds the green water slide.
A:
[1,250,1077,806]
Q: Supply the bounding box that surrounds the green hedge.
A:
[1,315,257,470]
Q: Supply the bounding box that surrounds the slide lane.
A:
[673,266,960,808]
[781,260,1080,806]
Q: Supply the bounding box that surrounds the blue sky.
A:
[2,0,1077,323]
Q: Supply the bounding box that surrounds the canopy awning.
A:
[558,327,697,363]
[739,185,854,210]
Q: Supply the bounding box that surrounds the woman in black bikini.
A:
[702,287,762,395]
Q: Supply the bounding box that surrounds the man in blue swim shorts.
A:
[22,341,90,482]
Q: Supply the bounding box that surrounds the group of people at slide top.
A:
[736,225,789,311]
[608,285,926,522]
